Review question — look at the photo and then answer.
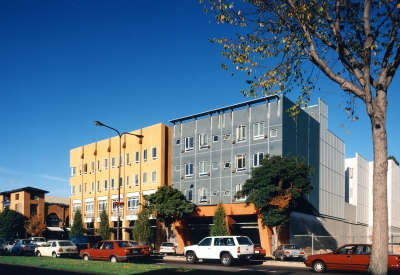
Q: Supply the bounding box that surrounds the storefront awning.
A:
[47,227,66,232]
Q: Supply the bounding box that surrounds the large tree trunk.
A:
[368,93,388,275]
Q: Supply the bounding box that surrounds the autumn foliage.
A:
[24,213,47,237]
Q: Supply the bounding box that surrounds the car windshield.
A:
[162,243,174,247]
[236,237,253,245]
[59,241,74,246]
[21,240,32,244]
[284,244,301,249]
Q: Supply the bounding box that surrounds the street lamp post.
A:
[94,120,143,240]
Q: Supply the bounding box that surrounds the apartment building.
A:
[168,95,345,254]
[69,123,171,241]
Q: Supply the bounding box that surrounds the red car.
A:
[129,241,152,257]
[304,244,400,273]
[80,240,145,262]
[252,244,266,259]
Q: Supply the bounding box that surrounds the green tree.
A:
[202,1,398,273]
[132,208,152,242]
[143,185,195,241]
[69,209,84,239]
[98,206,110,240]
[239,154,313,244]
[0,208,25,238]
[210,201,229,236]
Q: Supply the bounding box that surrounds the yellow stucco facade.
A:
[69,123,171,240]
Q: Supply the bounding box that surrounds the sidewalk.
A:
[161,254,306,267]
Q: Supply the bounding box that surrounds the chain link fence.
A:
[292,234,400,255]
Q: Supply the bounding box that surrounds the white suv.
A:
[184,236,254,266]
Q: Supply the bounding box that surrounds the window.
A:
[96,181,100,192]
[84,163,88,174]
[78,184,82,194]
[175,164,180,171]
[70,167,76,177]
[143,173,147,185]
[85,202,94,213]
[152,147,157,160]
[72,203,81,214]
[120,155,123,166]
[79,165,82,175]
[236,154,246,171]
[91,182,94,193]
[176,138,181,145]
[15,194,19,200]
[119,177,122,189]
[134,174,139,186]
[84,183,87,193]
[199,161,207,176]
[224,162,231,169]
[91,162,94,173]
[70,186,75,195]
[111,178,115,190]
[211,190,218,196]
[212,162,218,170]
[126,176,130,187]
[213,135,219,142]
[103,180,108,191]
[152,171,157,184]
[143,149,147,162]
[126,153,130,165]
[270,129,277,137]
[128,197,139,210]
[185,137,194,151]
[98,200,108,212]
[97,160,100,171]
[185,189,193,202]
[199,133,208,149]
[236,184,246,201]
[253,122,264,139]
[224,191,230,197]
[224,134,231,141]
[253,152,264,167]
[135,152,139,163]
[112,199,123,212]
[198,188,208,202]
[236,125,246,142]
[185,163,193,178]
[111,157,115,168]
[103,158,108,170]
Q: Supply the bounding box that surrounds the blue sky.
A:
[1,0,398,198]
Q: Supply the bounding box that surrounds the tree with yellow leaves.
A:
[24,213,47,237]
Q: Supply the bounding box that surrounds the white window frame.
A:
[152,171,157,184]
[119,177,123,189]
[212,162,218,170]
[253,152,264,167]
[126,153,130,165]
[134,174,139,186]
[78,184,82,194]
[70,186,75,195]
[72,203,81,214]
[96,181,100,192]
[98,200,108,212]
[224,162,231,169]
[143,149,147,162]
[270,129,277,137]
[135,151,139,163]
[126,175,130,187]
[112,199,123,212]
[79,165,82,175]
[111,157,115,168]
[119,155,123,167]
[91,162,94,173]
[97,160,100,171]
[103,179,108,191]
[198,188,208,202]
[224,134,231,141]
[111,178,115,190]
[175,164,180,171]
[84,163,88,174]
[253,122,264,139]
[211,190,218,196]
[70,167,76,177]
[91,182,94,193]
[84,183,87,193]
[236,184,246,201]
[236,125,247,142]
[236,154,246,171]
[185,189,193,202]
[85,202,94,214]
[103,158,108,170]
[143,172,147,185]
[199,161,207,176]
[152,147,157,160]
[127,197,139,210]
[185,163,193,178]
[198,133,208,149]
[185,137,194,151]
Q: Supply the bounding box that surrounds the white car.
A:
[159,242,177,255]
[184,236,254,266]
[29,237,47,246]
[35,240,78,258]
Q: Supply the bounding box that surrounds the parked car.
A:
[304,244,400,273]
[29,237,47,246]
[252,244,266,259]
[4,239,39,255]
[0,238,7,254]
[159,242,177,255]
[80,240,145,262]
[70,235,102,251]
[273,244,305,261]
[184,236,254,266]
[35,240,78,258]
[128,241,152,257]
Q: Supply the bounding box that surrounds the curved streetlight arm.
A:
[94,121,121,137]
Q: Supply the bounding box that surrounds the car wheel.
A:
[52,252,57,258]
[37,251,41,257]
[17,249,24,256]
[186,252,197,264]
[110,256,118,263]
[313,260,326,273]
[83,254,90,261]
[220,253,232,266]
